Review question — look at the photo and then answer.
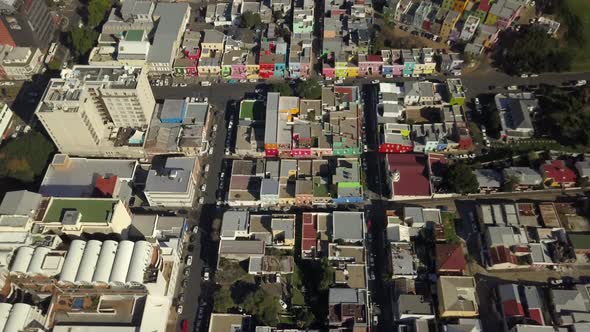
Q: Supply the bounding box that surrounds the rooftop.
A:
[144,157,196,193]
[42,198,117,224]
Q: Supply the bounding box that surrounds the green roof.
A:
[568,233,590,250]
[125,30,144,42]
[239,100,265,121]
[43,199,117,223]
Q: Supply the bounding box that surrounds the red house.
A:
[435,244,466,275]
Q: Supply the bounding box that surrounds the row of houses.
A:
[226,157,364,207]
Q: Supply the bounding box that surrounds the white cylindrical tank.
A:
[93,240,118,284]
[0,303,12,331]
[59,240,86,283]
[75,240,102,284]
[10,247,34,274]
[126,241,152,285]
[4,303,30,332]
[109,240,134,285]
[27,247,51,276]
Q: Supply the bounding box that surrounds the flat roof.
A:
[43,198,117,223]
[145,157,196,193]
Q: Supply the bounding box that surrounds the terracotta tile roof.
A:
[387,154,431,196]
[436,244,465,273]
[541,160,577,183]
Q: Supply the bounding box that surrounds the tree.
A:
[0,131,55,183]
[242,289,279,326]
[240,11,262,29]
[271,82,293,96]
[87,0,112,28]
[383,7,396,27]
[213,287,236,313]
[484,108,502,139]
[69,27,98,59]
[493,27,572,75]
[371,32,386,55]
[293,308,315,328]
[296,78,322,99]
[502,175,520,192]
[445,162,479,194]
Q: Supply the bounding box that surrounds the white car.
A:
[239,79,247,83]
[225,148,230,156]
[520,74,528,78]
[180,83,187,87]
[507,85,518,91]
[186,255,193,266]
[201,184,207,191]
[363,145,368,152]
[279,299,288,310]
[203,271,210,281]
[208,147,214,155]
[249,79,257,83]
[177,305,183,314]
[193,226,199,233]
[172,83,179,87]
[204,164,210,172]
[334,79,344,85]
[213,124,218,132]
[577,80,587,86]
[201,81,212,86]
[198,197,205,204]
[385,74,393,78]
[530,74,538,77]
[371,80,380,84]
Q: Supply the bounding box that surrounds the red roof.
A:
[478,0,491,12]
[94,176,117,197]
[503,299,525,317]
[528,308,545,325]
[490,246,518,265]
[0,20,15,47]
[366,55,383,62]
[436,244,466,273]
[387,154,431,196]
[302,213,317,251]
[541,160,577,183]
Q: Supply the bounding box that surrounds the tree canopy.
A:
[242,289,280,326]
[296,78,322,99]
[270,82,293,96]
[240,11,263,29]
[87,0,112,28]
[213,287,235,313]
[69,27,99,60]
[0,131,55,183]
[445,162,479,194]
[493,27,572,75]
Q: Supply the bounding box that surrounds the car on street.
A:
[182,279,188,288]
[213,124,218,132]
[201,184,207,191]
[177,305,183,314]
[279,299,288,310]
[180,83,187,87]
[577,80,587,86]
[208,147,214,155]
[186,255,193,266]
[373,315,379,326]
[549,278,563,285]
[193,225,199,234]
[184,267,191,276]
[178,293,185,303]
[181,319,188,332]
[335,79,344,85]
[203,271,210,281]
[371,80,380,84]
[204,164,210,172]
[520,74,528,78]
[201,81,211,86]
[198,197,205,204]
[506,85,518,90]
[530,74,538,77]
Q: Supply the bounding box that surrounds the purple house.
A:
[358,54,383,77]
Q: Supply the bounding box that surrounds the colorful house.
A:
[401,49,415,77]
[440,10,460,39]
[358,54,383,77]
[289,38,313,79]
[221,50,250,80]
[540,160,577,188]
[474,0,491,22]
[446,78,466,106]
[379,123,414,153]
[485,0,521,30]
[259,40,287,79]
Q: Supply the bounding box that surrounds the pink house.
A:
[358,55,383,77]
[292,148,312,157]
[322,59,335,78]
[231,63,247,80]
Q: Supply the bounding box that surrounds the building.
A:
[1,46,43,80]
[144,157,198,207]
[387,153,431,199]
[460,15,481,41]
[35,66,155,158]
[208,314,252,332]
[437,276,479,318]
[475,169,502,193]
[436,244,465,275]
[446,78,466,106]
[328,288,367,329]
[333,211,364,243]
[503,167,543,190]
[146,3,191,73]
[495,93,537,139]
[540,160,577,188]
[39,154,137,199]
[0,303,46,331]
[551,285,590,326]
[0,103,13,142]
[35,197,132,237]
[395,294,435,320]
[0,0,55,48]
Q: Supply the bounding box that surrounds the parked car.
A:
[204,164,210,172]
[335,79,344,85]
[186,255,193,266]
[198,197,205,204]
[279,299,288,310]
[193,225,199,233]
[506,85,518,90]
[177,305,183,314]
[371,79,380,84]
[201,81,211,86]
[201,184,207,191]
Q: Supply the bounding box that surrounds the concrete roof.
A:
[474,169,502,188]
[147,3,189,64]
[219,240,265,255]
[332,211,364,242]
[221,211,249,238]
[329,288,365,304]
[208,314,251,332]
[144,157,196,193]
[0,190,41,216]
[398,294,433,315]
[438,276,478,314]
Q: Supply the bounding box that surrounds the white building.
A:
[1,47,43,80]
[0,303,46,332]
[144,157,199,207]
[35,65,155,158]
[0,103,14,142]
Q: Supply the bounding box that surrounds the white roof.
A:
[0,303,12,331]
[76,240,102,284]
[109,240,135,284]
[27,247,51,275]
[53,327,139,332]
[126,241,151,284]
[10,246,34,274]
[93,240,118,283]
[59,240,86,283]
[4,303,30,332]
[139,295,171,332]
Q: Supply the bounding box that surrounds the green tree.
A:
[271,82,293,96]
[240,11,262,29]
[494,27,572,75]
[383,7,396,27]
[242,289,279,326]
[484,108,502,139]
[293,308,315,328]
[468,122,483,145]
[213,287,235,313]
[502,175,519,192]
[371,32,386,55]
[0,131,55,183]
[296,78,322,99]
[446,162,479,194]
[69,27,98,59]
[88,0,112,27]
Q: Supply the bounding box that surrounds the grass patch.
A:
[43,198,117,223]
[441,212,460,244]
[216,258,249,285]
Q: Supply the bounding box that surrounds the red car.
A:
[181,319,188,332]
